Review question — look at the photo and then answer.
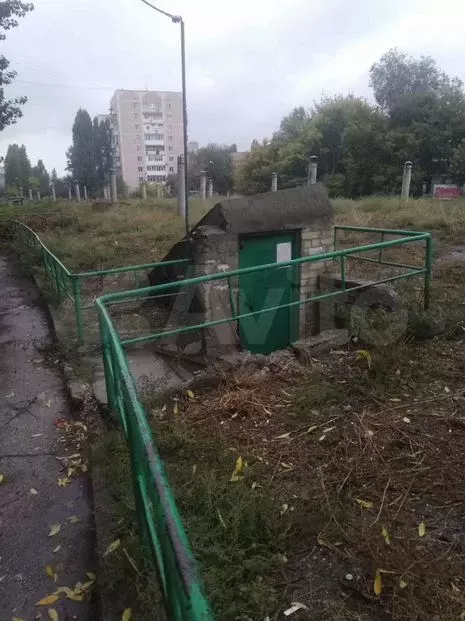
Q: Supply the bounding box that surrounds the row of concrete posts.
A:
[270,157,414,200]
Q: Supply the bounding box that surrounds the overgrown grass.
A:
[333,196,465,241]
[1,198,213,271]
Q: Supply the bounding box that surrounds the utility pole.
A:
[141,0,190,238]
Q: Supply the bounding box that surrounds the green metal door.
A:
[238,232,299,354]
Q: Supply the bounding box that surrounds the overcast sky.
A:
[1,0,465,175]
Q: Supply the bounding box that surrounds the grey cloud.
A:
[1,0,464,173]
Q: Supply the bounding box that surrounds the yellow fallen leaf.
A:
[374,569,382,596]
[0,474,5,484]
[13,617,26,621]
[356,349,372,369]
[103,538,121,557]
[45,565,56,580]
[86,572,96,581]
[48,523,61,537]
[57,477,70,487]
[54,586,83,601]
[80,580,95,591]
[122,608,132,621]
[186,389,195,399]
[192,464,197,476]
[230,456,247,482]
[419,521,426,537]
[46,399,52,407]
[48,609,59,621]
[36,594,59,606]
[173,401,178,415]
[217,509,227,529]
[356,498,373,509]
[381,526,391,545]
[399,579,408,589]
[275,432,291,440]
[305,425,318,434]
[30,488,39,495]
[67,515,80,524]
[53,545,61,554]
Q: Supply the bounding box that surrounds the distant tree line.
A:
[237,49,465,197]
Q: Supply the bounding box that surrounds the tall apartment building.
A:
[110,89,184,190]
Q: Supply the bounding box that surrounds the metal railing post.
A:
[424,235,433,310]
[71,276,84,343]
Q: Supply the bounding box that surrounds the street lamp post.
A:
[140,0,190,239]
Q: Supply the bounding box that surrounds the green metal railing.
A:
[95,227,433,620]
[98,305,214,621]
[9,219,191,343]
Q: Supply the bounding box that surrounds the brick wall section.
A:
[299,227,334,338]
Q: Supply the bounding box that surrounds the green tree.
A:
[236,141,278,194]
[31,158,49,194]
[194,143,235,195]
[369,48,463,114]
[93,116,113,188]
[4,143,31,190]
[0,1,34,131]
[66,109,97,191]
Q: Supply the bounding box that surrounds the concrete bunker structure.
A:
[148,185,336,356]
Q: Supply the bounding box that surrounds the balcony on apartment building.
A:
[144,132,164,147]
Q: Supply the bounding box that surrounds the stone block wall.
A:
[299,226,334,338]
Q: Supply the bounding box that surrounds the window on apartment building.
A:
[146,125,150,130]
[167,103,171,110]
[138,166,144,172]
[169,166,174,172]
[133,113,138,120]
[168,156,174,162]
[139,177,144,183]
[135,135,141,140]
[147,155,163,162]
[116,156,121,163]
[168,135,173,141]
[137,156,142,162]
[168,146,173,151]
[132,102,139,109]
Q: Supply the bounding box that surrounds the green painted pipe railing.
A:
[95,227,433,621]
[9,219,191,343]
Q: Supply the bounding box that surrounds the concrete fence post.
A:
[83,186,88,201]
[37,191,41,202]
[157,184,161,199]
[401,161,413,201]
[74,181,81,203]
[178,155,186,217]
[208,179,213,198]
[28,188,33,201]
[51,183,56,202]
[271,172,278,192]
[110,168,117,204]
[68,186,72,201]
[200,170,207,200]
[142,183,147,200]
[308,155,318,185]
